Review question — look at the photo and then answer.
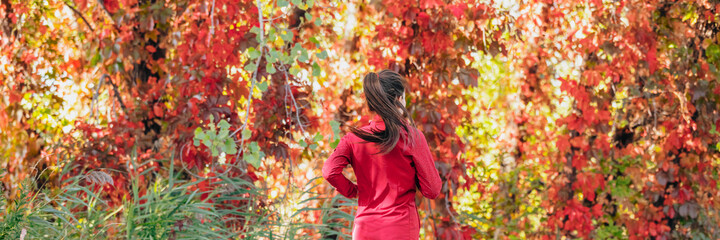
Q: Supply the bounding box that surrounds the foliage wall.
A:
[1,0,720,239]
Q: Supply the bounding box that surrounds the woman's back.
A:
[322,115,442,240]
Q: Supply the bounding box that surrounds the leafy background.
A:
[1,0,720,239]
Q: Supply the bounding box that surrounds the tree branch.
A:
[64,1,94,31]
[96,0,121,32]
[102,74,128,115]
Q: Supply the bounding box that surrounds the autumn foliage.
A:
[1,0,720,239]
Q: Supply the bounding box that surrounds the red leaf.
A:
[153,104,163,117]
[448,4,467,20]
[146,45,157,53]
[646,45,657,74]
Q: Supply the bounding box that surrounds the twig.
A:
[96,0,121,32]
[426,198,437,237]
[282,70,307,134]
[90,74,106,120]
[64,1,94,31]
[102,74,128,115]
[233,0,266,168]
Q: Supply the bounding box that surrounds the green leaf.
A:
[267,27,277,42]
[299,139,307,148]
[281,30,294,42]
[244,142,263,168]
[269,49,281,63]
[194,127,205,146]
[309,144,318,150]
[304,12,312,22]
[258,80,269,92]
[309,36,320,44]
[248,47,262,59]
[90,53,101,66]
[249,141,260,153]
[330,139,340,149]
[313,132,323,142]
[250,26,262,36]
[298,50,309,63]
[312,62,321,76]
[289,65,301,76]
[242,128,252,140]
[224,138,237,155]
[218,119,231,130]
[314,17,322,26]
[316,50,328,60]
[330,120,341,134]
[244,63,257,73]
[217,128,229,139]
[277,0,289,7]
[266,63,276,74]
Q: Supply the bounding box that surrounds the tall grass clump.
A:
[1,151,355,239]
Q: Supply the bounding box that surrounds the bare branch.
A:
[102,74,128,115]
[96,0,121,32]
[64,1,94,31]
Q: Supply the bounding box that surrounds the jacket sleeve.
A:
[322,135,358,198]
[410,129,442,199]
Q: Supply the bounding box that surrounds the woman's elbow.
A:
[423,185,441,199]
[425,189,440,199]
[321,169,332,181]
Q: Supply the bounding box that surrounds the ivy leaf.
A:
[330,139,340,149]
[218,119,231,130]
[289,65,301,76]
[250,26,263,41]
[244,63,257,73]
[266,63,276,74]
[316,50,328,60]
[217,120,231,139]
[267,27,277,42]
[224,138,237,155]
[258,80,269,92]
[268,49,280,63]
[193,127,205,146]
[242,128,252,140]
[292,0,304,9]
[244,142,263,168]
[248,47,262,59]
[211,147,219,157]
[298,50,309,63]
[330,120,341,140]
[313,132,323,142]
[281,30,294,42]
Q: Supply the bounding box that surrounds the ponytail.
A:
[351,70,413,154]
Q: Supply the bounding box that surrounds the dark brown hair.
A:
[351,69,414,154]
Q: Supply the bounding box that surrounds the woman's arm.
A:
[322,135,358,198]
[411,129,442,199]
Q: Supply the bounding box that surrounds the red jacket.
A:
[322,115,442,240]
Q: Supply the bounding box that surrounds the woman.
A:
[322,70,442,240]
